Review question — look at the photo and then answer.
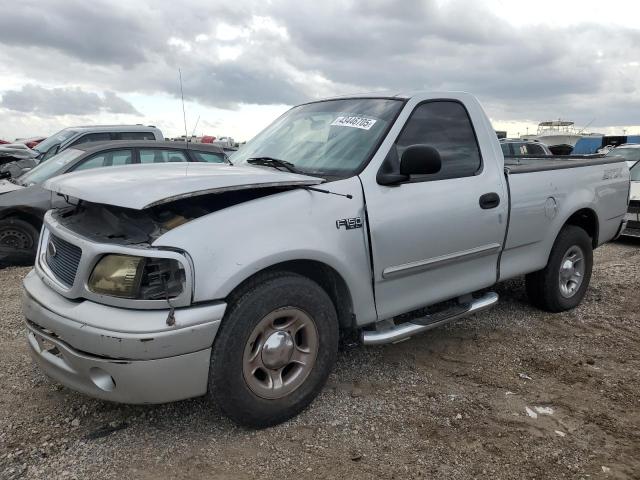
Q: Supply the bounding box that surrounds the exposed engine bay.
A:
[53,187,288,245]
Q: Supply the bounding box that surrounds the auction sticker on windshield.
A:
[331,116,377,130]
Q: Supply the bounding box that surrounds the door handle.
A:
[479,192,500,209]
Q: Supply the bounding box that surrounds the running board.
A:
[361,292,499,345]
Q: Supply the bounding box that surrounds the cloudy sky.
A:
[1,0,640,142]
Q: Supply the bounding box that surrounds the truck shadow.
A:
[615,236,640,248]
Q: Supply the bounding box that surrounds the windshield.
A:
[18,148,84,185]
[33,128,79,154]
[631,162,640,182]
[606,147,640,163]
[230,98,404,177]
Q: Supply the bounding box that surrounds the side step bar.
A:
[361,292,499,346]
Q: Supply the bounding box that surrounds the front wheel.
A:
[525,225,593,312]
[208,271,338,428]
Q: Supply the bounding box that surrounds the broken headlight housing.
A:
[88,254,186,300]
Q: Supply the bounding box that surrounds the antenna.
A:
[191,115,201,138]
[178,68,188,142]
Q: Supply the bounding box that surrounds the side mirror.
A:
[400,145,442,176]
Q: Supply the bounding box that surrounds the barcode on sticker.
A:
[331,116,377,130]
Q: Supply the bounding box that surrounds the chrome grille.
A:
[45,233,82,287]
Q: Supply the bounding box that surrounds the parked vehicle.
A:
[0,125,163,176]
[21,137,46,149]
[0,142,227,262]
[623,161,640,238]
[573,135,640,155]
[500,138,553,156]
[23,92,629,428]
[0,143,36,164]
[605,144,640,169]
[213,136,236,149]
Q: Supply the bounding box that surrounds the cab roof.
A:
[67,125,160,132]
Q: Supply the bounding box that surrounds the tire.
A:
[208,271,339,428]
[525,225,593,312]
[0,217,39,264]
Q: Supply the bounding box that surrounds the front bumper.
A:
[23,271,227,404]
[27,324,212,404]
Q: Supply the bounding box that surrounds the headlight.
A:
[88,254,186,300]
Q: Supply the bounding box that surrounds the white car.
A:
[624,161,640,238]
[605,144,640,169]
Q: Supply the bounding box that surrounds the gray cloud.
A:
[1,85,140,116]
[0,0,639,127]
[0,0,156,67]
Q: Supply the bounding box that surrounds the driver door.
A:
[362,100,508,319]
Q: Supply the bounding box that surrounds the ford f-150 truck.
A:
[22,92,630,428]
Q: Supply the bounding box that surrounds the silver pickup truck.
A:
[23,92,630,427]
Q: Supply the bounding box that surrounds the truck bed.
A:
[504,155,622,174]
[498,155,629,282]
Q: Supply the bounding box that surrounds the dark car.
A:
[0,141,228,264]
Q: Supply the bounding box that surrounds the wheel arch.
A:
[562,207,599,248]
[227,259,357,332]
[0,208,44,232]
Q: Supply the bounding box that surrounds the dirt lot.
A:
[0,240,639,480]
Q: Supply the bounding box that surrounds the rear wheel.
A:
[208,271,338,428]
[525,225,593,312]
[0,217,39,264]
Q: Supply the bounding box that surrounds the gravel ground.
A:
[1,239,639,479]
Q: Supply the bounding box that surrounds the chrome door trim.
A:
[382,243,502,279]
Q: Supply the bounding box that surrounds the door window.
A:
[70,132,112,146]
[396,101,482,181]
[525,143,547,155]
[139,149,188,163]
[513,143,527,155]
[72,149,133,171]
[115,132,156,140]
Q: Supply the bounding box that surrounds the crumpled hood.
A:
[0,179,24,194]
[0,144,38,159]
[43,162,323,210]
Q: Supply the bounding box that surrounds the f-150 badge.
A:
[336,217,363,230]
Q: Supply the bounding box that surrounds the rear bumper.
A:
[23,270,227,404]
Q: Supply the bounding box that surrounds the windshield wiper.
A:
[247,157,304,174]
[247,157,353,199]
